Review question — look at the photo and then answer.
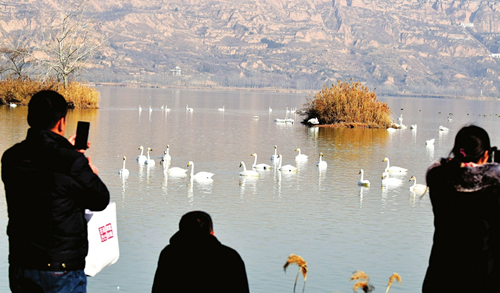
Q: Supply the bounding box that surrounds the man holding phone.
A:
[2,90,110,292]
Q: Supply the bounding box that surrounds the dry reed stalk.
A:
[350,270,374,293]
[283,254,308,293]
[385,272,402,293]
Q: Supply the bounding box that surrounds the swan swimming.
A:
[277,154,297,172]
[251,153,272,171]
[410,124,417,130]
[316,153,327,169]
[187,161,214,181]
[239,161,259,177]
[165,165,188,177]
[270,145,280,164]
[409,176,428,194]
[145,148,155,166]
[295,148,308,161]
[136,146,147,164]
[218,106,225,111]
[439,125,449,131]
[426,139,435,146]
[160,145,172,164]
[381,172,403,186]
[358,169,370,187]
[308,117,319,125]
[382,157,407,173]
[119,156,130,177]
[186,104,194,112]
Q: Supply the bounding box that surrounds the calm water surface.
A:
[1,88,500,292]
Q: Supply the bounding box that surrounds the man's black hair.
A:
[27,90,68,130]
[179,211,213,235]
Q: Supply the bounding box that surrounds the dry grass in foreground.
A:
[0,78,100,109]
[283,254,308,293]
[301,79,392,128]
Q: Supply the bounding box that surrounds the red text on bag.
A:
[98,223,114,242]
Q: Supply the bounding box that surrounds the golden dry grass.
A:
[301,79,392,128]
[0,78,100,109]
[350,270,374,293]
[385,272,402,293]
[284,254,308,280]
[284,254,308,293]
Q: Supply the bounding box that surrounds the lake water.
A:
[1,87,500,292]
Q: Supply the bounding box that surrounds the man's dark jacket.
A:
[2,128,110,271]
[152,231,250,293]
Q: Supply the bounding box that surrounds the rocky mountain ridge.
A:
[1,0,500,96]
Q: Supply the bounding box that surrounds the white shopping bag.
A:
[84,202,120,277]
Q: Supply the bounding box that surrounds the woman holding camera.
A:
[423,125,500,292]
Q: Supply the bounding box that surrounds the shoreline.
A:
[92,82,499,101]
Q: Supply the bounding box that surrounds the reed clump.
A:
[301,79,392,128]
[283,254,308,293]
[350,270,374,293]
[0,78,100,109]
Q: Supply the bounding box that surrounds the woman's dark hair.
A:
[27,90,68,130]
[449,125,491,163]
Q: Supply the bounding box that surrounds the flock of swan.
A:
[356,157,427,195]
[118,144,428,194]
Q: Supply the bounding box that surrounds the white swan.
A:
[410,124,417,130]
[239,161,259,177]
[218,106,225,111]
[295,148,308,161]
[270,145,280,164]
[119,156,130,177]
[149,105,153,113]
[165,105,171,112]
[382,157,407,173]
[409,176,428,193]
[251,153,272,171]
[358,169,370,187]
[398,114,403,124]
[308,117,319,125]
[160,145,172,164]
[278,154,297,172]
[269,106,272,112]
[317,153,327,169]
[187,161,214,181]
[9,103,17,108]
[186,104,193,112]
[166,166,187,177]
[139,105,142,111]
[381,172,403,186]
[145,147,155,166]
[426,139,435,146]
[439,125,449,131]
[136,146,147,164]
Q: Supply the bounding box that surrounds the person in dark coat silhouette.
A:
[152,211,249,293]
[423,125,500,292]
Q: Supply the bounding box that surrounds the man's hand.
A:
[87,156,99,175]
[68,134,91,153]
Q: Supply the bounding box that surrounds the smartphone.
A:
[74,121,90,150]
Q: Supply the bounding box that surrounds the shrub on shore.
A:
[301,79,392,128]
[0,78,100,109]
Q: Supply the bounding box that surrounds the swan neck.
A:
[190,163,194,177]
[123,159,126,169]
[253,155,257,167]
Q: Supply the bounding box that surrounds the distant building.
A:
[459,23,474,28]
[170,66,181,76]
[490,54,500,58]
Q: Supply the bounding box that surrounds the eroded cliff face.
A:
[1,0,500,95]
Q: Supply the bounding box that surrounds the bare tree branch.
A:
[30,0,109,87]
